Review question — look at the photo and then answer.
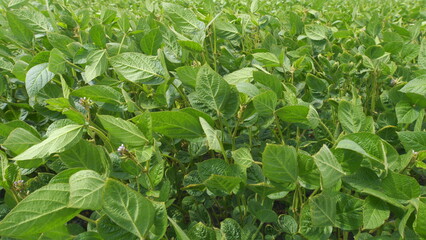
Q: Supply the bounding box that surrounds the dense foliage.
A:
[0,0,426,239]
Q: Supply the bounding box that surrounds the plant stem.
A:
[319,120,335,143]
[77,214,97,224]
[274,116,285,144]
[88,125,114,152]
[251,222,264,240]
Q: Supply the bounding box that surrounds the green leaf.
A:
[363,196,390,230]
[305,24,330,40]
[414,202,426,238]
[300,202,333,239]
[220,218,242,240]
[97,215,137,240]
[59,140,109,174]
[276,105,319,128]
[102,179,155,238]
[110,52,165,85]
[313,145,345,190]
[71,85,123,105]
[199,117,221,152]
[150,111,203,139]
[310,192,336,227]
[262,144,298,184]
[306,73,329,93]
[3,128,41,155]
[89,25,106,48]
[175,66,199,90]
[253,71,283,98]
[278,215,298,234]
[232,148,254,168]
[6,11,33,46]
[335,193,363,230]
[397,131,426,152]
[12,8,52,33]
[336,133,399,171]
[189,65,239,119]
[204,175,241,194]
[399,76,426,107]
[14,125,83,161]
[69,170,105,210]
[140,28,162,55]
[0,183,80,238]
[84,50,107,83]
[168,217,190,240]
[395,101,419,124]
[48,48,67,74]
[25,63,55,99]
[223,67,256,85]
[162,2,205,41]
[381,171,420,201]
[419,39,426,69]
[253,90,277,117]
[252,52,280,67]
[98,115,148,147]
[338,100,366,133]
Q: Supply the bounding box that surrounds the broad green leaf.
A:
[110,52,165,85]
[3,128,41,155]
[199,117,221,152]
[197,158,230,182]
[276,105,319,128]
[6,11,33,46]
[223,67,256,85]
[140,28,162,55]
[232,148,254,168]
[397,131,426,152]
[89,25,106,48]
[97,215,137,240]
[204,175,241,194]
[305,24,330,40]
[338,100,365,133]
[300,202,333,240]
[306,73,328,93]
[399,76,426,107]
[162,2,205,41]
[25,63,55,99]
[71,85,123,105]
[98,115,148,147]
[220,218,242,240]
[363,196,390,229]
[47,33,75,57]
[313,145,345,190]
[381,171,420,200]
[14,125,83,161]
[414,202,426,238]
[253,90,277,117]
[12,8,53,33]
[336,133,399,171]
[335,193,363,230]
[189,65,239,119]
[59,140,109,174]
[48,48,67,74]
[175,66,199,90]
[69,170,105,210]
[84,50,107,83]
[215,21,239,40]
[395,101,419,124]
[150,111,203,139]
[102,179,155,238]
[252,52,280,67]
[253,71,283,98]
[0,183,80,238]
[149,202,168,240]
[310,192,336,227]
[278,215,298,234]
[262,144,298,184]
[342,168,404,209]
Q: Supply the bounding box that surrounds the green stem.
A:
[274,116,285,144]
[88,126,114,152]
[171,82,190,107]
[77,214,97,224]
[251,222,264,240]
[319,121,335,143]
